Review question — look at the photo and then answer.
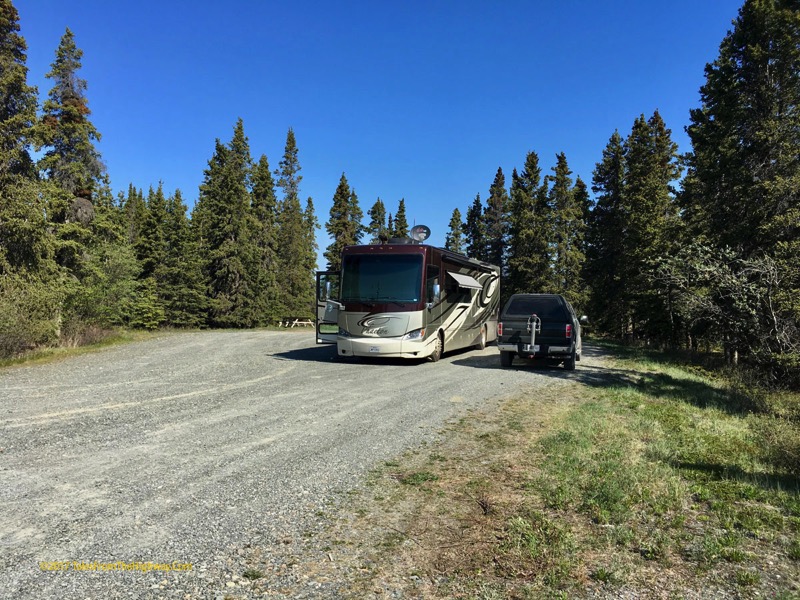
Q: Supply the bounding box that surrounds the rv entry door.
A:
[315,271,341,344]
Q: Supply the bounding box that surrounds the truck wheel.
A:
[500,350,513,368]
[429,333,443,362]
[564,350,576,371]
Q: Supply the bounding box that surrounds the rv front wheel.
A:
[429,333,443,362]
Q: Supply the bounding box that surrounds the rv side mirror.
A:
[427,283,441,310]
[580,315,589,325]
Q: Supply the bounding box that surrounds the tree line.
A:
[1,2,318,353]
[1,0,798,387]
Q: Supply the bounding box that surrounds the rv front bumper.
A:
[337,336,435,359]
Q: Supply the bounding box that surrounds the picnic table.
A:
[279,317,314,328]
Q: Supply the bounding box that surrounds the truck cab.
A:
[497,293,587,370]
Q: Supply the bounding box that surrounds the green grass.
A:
[788,538,800,560]
[527,351,799,592]
[398,471,439,486]
[536,396,686,526]
[734,569,761,586]
[501,511,575,585]
[242,568,263,580]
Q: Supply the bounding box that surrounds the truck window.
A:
[504,296,567,319]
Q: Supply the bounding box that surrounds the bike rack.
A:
[527,314,541,349]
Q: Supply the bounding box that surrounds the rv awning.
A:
[448,272,482,290]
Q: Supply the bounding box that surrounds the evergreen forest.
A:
[1,0,798,389]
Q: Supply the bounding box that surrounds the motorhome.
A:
[316,227,500,361]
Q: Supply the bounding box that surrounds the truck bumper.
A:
[498,342,572,357]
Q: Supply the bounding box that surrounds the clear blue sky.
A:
[17,0,742,262]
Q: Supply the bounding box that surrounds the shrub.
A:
[0,275,63,357]
[750,415,800,475]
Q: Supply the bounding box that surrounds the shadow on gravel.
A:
[272,345,339,362]
[451,344,644,386]
[271,345,432,367]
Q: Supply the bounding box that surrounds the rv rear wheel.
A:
[476,325,487,351]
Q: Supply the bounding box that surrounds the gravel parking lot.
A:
[0,330,586,599]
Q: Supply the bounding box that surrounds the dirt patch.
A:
[249,385,578,598]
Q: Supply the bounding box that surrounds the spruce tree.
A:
[444,208,464,253]
[195,119,256,327]
[0,16,61,359]
[574,177,592,230]
[159,190,207,327]
[684,0,800,256]
[33,26,109,312]
[484,167,510,270]
[53,177,142,333]
[324,173,364,270]
[507,151,550,296]
[367,198,387,244]
[122,184,147,246]
[393,199,409,238]
[37,28,103,200]
[571,176,591,312]
[0,0,37,182]
[129,182,173,327]
[275,128,314,317]
[464,194,487,260]
[588,131,627,337]
[547,153,586,308]
[249,154,279,325]
[386,212,394,238]
[0,0,52,277]
[303,197,320,289]
[68,222,140,330]
[136,184,168,280]
[623,112,681,342]
[681,0,800,373]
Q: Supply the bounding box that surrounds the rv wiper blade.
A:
[376,297,406,306]
[342,297,374,307]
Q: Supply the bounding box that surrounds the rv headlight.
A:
[338,327,351,337]
[402,328,425,341]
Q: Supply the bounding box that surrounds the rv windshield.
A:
[341,253,423,304]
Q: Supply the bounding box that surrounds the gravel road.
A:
[0,330,591,599]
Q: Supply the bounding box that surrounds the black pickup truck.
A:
[496,293,587,370]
